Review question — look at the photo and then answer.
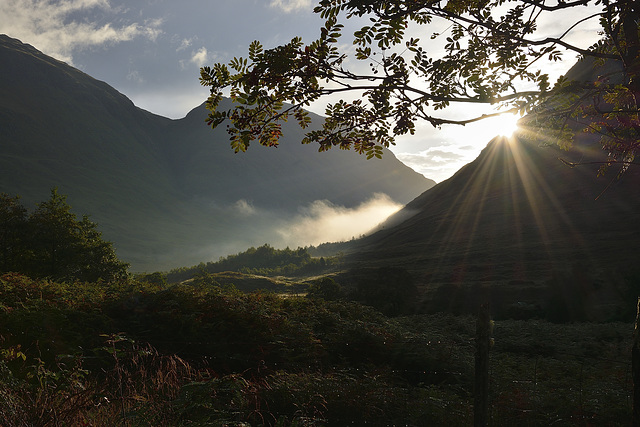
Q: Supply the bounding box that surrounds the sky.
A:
[0,0,603,183]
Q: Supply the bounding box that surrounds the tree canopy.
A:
[200,0,639,168]
[0,189,129,282]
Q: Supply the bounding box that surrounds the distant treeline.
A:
[307,240,355,257]
[166,244,341,283]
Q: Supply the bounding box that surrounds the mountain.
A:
[0,34,434,271]
[351,135,640,271]
[347,110,640,318]
[165,101,436,208]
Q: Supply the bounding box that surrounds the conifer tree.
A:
[0,189,129,282]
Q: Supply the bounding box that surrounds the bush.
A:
[306,277,343,301]
[351,267,419,316]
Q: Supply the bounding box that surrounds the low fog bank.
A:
[276,193,403,247]
[142,193,403,271]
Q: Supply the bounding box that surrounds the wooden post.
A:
[474,303,490,427]
[633,297,640,426]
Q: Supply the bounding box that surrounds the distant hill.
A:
[0,34,434,271]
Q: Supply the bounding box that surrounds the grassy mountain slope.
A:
[346,56,640,304]
[347,133,640,317]
[0,34,433,271]
[0,35,195,269]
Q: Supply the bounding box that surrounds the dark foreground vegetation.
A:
[0,272,633,426]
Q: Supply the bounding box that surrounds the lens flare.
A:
[488,113,521,138]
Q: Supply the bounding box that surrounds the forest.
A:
[166,244,340,283]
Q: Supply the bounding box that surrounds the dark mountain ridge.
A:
[165,100,435,209]
[346,127,640,317]
[0,34,433,271]
[334,56,640,319]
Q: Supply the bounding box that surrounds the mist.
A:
[167,193,403,269]
[275,193,403,247]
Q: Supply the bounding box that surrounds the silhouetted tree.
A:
[0,193,28,272]
[1,189,129,282]
[201,0,639,170]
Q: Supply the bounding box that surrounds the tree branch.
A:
[519,0,591,12]
[429,6,618,60]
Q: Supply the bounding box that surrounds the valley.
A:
[0,34,433,272]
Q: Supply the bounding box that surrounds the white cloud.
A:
[393,142,482,183]
[232,199,257,217]
[0,0,162,64]
[276,194,402,247]
[126,69,144,83]
[190,46,208,67]
[269,0,312,13]
[176,37,193,52]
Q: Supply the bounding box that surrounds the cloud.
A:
[190,46,208,67]
[176,38,193,52]
[0,0,162,64]
[232,199,257,217]
[394,144,481,182]
[178,46,213,71]
[399,149,464,165]
[126,69,144,83]
[276,194,402,247]
[177,195,402,266]
[269,0,312,13]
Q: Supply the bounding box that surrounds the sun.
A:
[492,113,521,138]
[465,112,522,147]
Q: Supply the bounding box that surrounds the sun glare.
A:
[471,112,522,143]
[491,113,521,138]
[460,112,523,151]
